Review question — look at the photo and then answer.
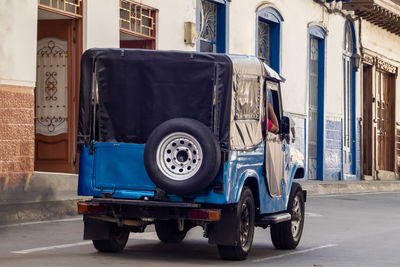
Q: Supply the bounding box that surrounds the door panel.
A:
[308,37,319,180]
[375,71,395,171]
[362,65,373,176]
[265,138,284,197]
[264,82,284,198]
[35,20,76,173]
[343,56,354,174]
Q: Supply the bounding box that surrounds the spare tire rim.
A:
[156,132,203,181]
[291,194,302,239]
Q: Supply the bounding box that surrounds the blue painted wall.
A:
[356,119,361,178]
[324,118,343,180]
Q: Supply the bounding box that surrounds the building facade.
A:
[0,0,399,189]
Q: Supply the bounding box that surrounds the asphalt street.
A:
[0,192,399,266]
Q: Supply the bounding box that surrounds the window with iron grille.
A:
[199,0,226,53]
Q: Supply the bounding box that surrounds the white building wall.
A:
[0,0,38,87]
[84,0,120,50]
[325,15,346,118]
[140,0,197,51]
[229,0,348,118]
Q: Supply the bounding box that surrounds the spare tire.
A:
[144,118,221,195]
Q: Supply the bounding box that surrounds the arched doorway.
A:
[343,20,356,177]
[307,25,326,180]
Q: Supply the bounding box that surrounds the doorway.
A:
[362,56,397,179]
[35,19,81,173]
[362,65,373,176]
[307,27,326,180]
[375,70,396,172]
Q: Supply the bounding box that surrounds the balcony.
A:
[343,0,400,36]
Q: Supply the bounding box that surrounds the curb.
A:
[0,199,83,226]
[299,180,400,196]
[0,172,399,226]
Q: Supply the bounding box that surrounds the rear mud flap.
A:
[207,205,239,246]
[83,217,110,240]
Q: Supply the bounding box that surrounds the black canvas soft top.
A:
[78,49,233,151]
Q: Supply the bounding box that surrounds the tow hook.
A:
[178,219,184,232]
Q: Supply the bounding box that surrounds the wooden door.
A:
[375,71,395,171]
[35,20,78,173]
[362,65,373,176]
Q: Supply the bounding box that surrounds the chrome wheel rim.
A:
[240,202,250,247]
[156,132,202,181]
[291,194,302,239]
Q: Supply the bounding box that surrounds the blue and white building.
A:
[0,0,399,186]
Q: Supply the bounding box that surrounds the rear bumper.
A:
[78,198,222,225]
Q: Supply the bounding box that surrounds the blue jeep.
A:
[77,48,306,260]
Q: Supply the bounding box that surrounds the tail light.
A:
[189,209,221,221]
[77,202,107,214]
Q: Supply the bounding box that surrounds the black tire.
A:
[270,182,305,249]
[218,187,255,260]
[144,118,221,195]
[92,224,130,253]
[155,220,187,243]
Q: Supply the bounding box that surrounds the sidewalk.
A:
[0,172,399,225]
[0,172,87,226]
[299,180,400,196]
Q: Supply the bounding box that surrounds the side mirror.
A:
[281,116,290,135]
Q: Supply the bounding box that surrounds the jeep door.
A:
[264,80,285,197]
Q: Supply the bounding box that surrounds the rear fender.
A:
[233,170,260,203]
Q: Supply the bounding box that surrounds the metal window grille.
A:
[199,0,217,52]
[120,0,156,39]
[38,0,82,17]
[258,20,270,64]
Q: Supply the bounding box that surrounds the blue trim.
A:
[216,3,227,53]
[308,25,326,180]
[348,20,357,174]
[316,39,325,180]
[269,21,280,72]
[257,7,283,73]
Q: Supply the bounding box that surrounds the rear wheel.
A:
[270,182,305,249]
[155,220,187,243]
[92,223,129,252]
[218,187,255,260]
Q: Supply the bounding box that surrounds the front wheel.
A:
[218,187,255,260]
[270,182,305,249]
[92,223,130,253]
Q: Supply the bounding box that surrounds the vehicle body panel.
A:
[78,141,301,214]
[77,48,304,217]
